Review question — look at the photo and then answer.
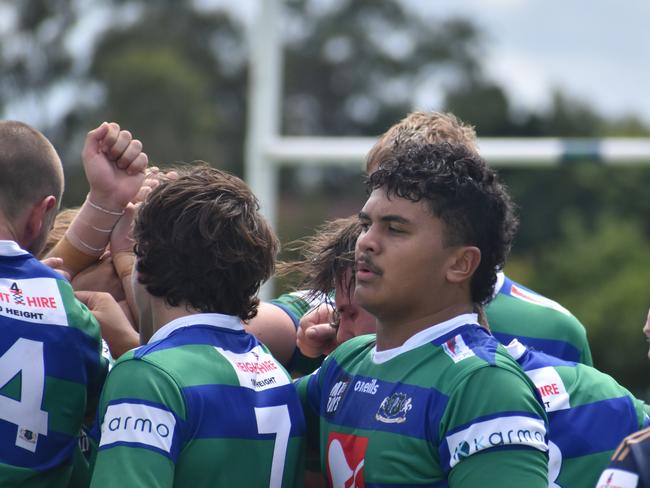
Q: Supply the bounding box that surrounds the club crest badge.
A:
[375,392,412,424]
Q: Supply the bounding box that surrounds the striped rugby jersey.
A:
[297,313,549,487]
[489,273,592,365]
[0,240,108,487]
[507,339,649,488]
[90,313,306,488]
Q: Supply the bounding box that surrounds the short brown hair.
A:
[0,121,64,220]
[366,111,478,173]
[278,216,360,301]
[133,165,278,320]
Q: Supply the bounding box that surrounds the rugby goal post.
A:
[244,0,650,298]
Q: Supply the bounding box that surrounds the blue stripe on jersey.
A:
[134,324,256,359]
[320,361,447,442]
[550,396,641,457]
[0,423,75,470]
[492,331,581,363]
[182,383,305,440]
[515,347,575,371]
[301,371,322,416]
[0,255,66,282]
[432,325,499,365]
[0,322,101,384]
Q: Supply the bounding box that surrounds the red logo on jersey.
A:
[327,432,368,488]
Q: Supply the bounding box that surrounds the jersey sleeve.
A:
[449,446,548,487]
[440,366,549,485]
[57,279,109,419]
[89,359,186,488]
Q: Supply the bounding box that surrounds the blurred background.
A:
[1,0,649,395]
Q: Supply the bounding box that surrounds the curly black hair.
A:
[367,142,518,305]
[133,164,279,320]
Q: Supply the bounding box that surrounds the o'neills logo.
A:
[353,378,379,395]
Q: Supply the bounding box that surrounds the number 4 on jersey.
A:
[0,338,48,452]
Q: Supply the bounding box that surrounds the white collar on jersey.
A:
[372,312,479,364]
[504,338,527,360]
[148,313,245,344]
[0,240,29,257]
[491,271,506,300]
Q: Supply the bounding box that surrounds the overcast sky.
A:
[230,0,650,125]
[405,0,650,124]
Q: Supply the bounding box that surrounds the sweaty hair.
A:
[366,111,478,173]
[367,142,518,305]
[0,121,64,220]
[277,216,361,301]
[133,165,279,320]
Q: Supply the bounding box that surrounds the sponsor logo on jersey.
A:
[100,402,176,454]
[216,345,290,392]
[353,378,379,395]
[375,392,412,424]
[327,432,367,488]
[0,278,68,325]
[510,284,571,316]
[525,366,570,412]
[596,468,639,488]
[326,375,351,415]
[442,334,475,363]
[446,415,547,468]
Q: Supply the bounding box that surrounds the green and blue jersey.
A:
[90,313,306,488]
[0,240,108,487]
[506,339,648,487]
[297,314,549,487]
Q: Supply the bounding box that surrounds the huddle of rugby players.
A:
[0,113,647,487]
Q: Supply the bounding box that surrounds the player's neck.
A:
[375,301,474,351]
[150,298,200,336]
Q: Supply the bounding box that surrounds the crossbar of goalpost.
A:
[245,0,650,299]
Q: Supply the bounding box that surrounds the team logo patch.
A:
[375,392,412,424]
[510,284,571,316]
[446,415,547,468]
[216,345,290,392]
[327,432,367,488]
[442,334,475,363]
[326,375,351,415]
[0,278,68,325]
[526,366,570,412]
[596,468,639,488]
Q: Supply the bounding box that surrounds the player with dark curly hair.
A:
[297,142,549,487]
[87,165,306,487]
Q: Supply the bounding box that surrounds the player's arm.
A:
[443,367,549,487]
[245,301,298,366]
[47,122,147,276]
[90,359,185,488]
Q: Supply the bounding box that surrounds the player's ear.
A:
[24,196,57,246]
[446,246,481,284]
